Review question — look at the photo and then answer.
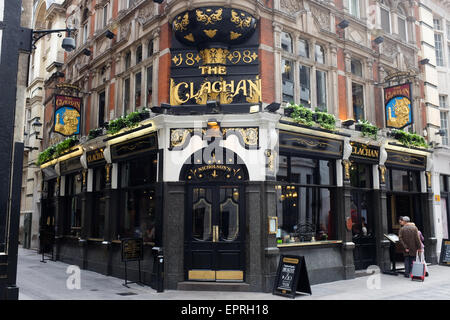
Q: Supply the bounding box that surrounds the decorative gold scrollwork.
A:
[171,129,192,148]
[196,8,223,25]
[230,10,252,28]
[203,29,217,38]
[342,160,351,180]
[379,165,386,184]
[173,12,189,31]
[230,31,242,40]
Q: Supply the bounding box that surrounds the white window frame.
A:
[348,0,360,19]
[380,5,391,34]
[435,33,444,67]
[397,14,407,42]
[102,4,109,29]
[82,22,89,44]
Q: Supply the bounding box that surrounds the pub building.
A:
[36,2,438,292]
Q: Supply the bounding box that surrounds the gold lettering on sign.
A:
[170,77,262,106]
[199,66,227,75]
[351,144,379,159]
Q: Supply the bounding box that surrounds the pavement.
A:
[15,247,450,300]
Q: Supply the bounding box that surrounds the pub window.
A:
[389,169,421,192]
[282,58,294,103]
[276,155,336,243]
[299,64,310,107]
[135,72,142,109]
[65,173,82,236]
[350,162,372,189]
[146,65,153,106]
[441,175,449,193]
[91,166,106,239]
[136,45,142,64]
[123,77,131,115]
[316,70,327,111]
[281,32,293,53]
[315,44,325,64]
[119,155,157,242]
[98,90,106,127]
[352,82,364,121]
[298,39,309,58]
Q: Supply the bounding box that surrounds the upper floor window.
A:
[298,39,309,58]
[380,7,391,34]
[435,33,444,67]
[82,23,89,44]
[434,18,442,31]
[316,70,327,111]
[125,51,131,70]
[351,58,362,77]
[136,45,143,64]
[447,23,450,40]
[397,16,407,42]
[348,0,360,19]
[315,44,325,64]
[103,4,109,29]
[281,32,293,53]
[282,58,294,103]
[148,39,154,58]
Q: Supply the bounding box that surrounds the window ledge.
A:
[277,240,342,248]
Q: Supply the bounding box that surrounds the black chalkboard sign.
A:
[439,239,450,266]
[121,238,144,262]
[273,255,311,298]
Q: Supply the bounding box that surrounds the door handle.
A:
[213,225,219,242]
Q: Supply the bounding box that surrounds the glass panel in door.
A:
[192,188,212,242]
[219,187,240,242]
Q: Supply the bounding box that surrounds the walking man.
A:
[398,216,422,278]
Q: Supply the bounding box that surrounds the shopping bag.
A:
[411,253,426,281]
[420,250,429,277]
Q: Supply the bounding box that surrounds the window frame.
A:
[380,5,391,34]
[348,0,360,19]
[276,153,337,242]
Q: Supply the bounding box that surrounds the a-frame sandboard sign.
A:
[273,255,312,299]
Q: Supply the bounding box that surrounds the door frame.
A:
[184,182,246,282]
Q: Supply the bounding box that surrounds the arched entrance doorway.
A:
[180,147,248,282]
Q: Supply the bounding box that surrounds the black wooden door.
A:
[185,184,245,281]
[351,191,377,270]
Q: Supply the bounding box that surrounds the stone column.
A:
[102,163,113,275]
[340,160,355,279]
[375,165,391,271]
[79,169,89,269]
[424,171,438,264]
[53,176,63,261]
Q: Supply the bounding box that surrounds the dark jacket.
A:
[399,224,422,257]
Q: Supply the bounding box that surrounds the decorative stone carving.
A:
[382,39,398,59]
[137,4,155,25]
[280,0,305,14]
[120,21,132,41]
[310,5,330,31]
[400,47,415,69]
